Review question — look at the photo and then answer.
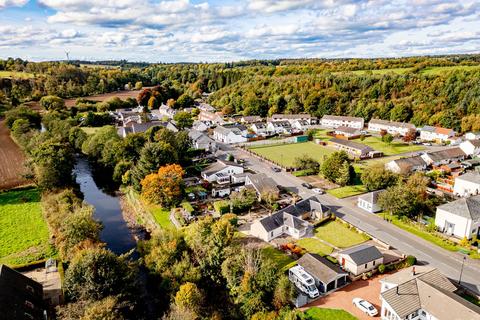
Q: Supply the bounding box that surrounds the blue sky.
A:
[0,0,479,62]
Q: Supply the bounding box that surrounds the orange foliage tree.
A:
[141,164,185,206]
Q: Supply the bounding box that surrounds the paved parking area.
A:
[303,273,389,320]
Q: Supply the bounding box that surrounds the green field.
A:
[249,142,335,167]
[360,136,424,156]
[315,220,369,248]
[149,205,173,229]
[422,65,480,75]
[0,70,35,79]
[296,238,333,256]
[336,65,480,76]
[347,67,413,75]
[304,307,357,320]
[327,184,368,198]
[80,127,104,135]
[0,188,55,266]
[262,245,295,270]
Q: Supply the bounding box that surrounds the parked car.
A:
[301,183,313,189]
[271,166,281,172]
[312,188,325,194]
[352,298,378,317]
[422,142,432,146]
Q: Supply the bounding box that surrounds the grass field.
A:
[262,245,295,270]
[360,136,424,156]
[422,65,480,75]
[249,142,335,167]
[336,65,480,76]
[80,127,104,135]
[0,188,55,266]
[148,205,173,229]
[0,70,35,79]
[304,307,357,320]
[315,220,370,248]
[296,238,334,256]
[327,184,368,198]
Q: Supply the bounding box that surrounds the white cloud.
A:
[0,0,27,9]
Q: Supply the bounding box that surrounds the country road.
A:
[220,143,480,295]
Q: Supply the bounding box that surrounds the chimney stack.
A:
[412,266,416,276]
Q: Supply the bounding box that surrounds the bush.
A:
[378,264,386,274]
[213,200,230,214]
[405,255,416,266]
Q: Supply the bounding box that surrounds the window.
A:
[373,261,376,266]
[270,231,273,237]
[365,264,367,268]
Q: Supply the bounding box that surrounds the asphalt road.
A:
[220,143,480,295]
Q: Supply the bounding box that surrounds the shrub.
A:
[405,255,416,266]
[460,236,470,248]
[213,200,230,214]
[378,264,386,274]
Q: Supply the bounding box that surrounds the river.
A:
[74,157,136,255]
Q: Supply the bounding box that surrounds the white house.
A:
[201,159,244,184]
[188,130,217,152]
[337,244,383,276]
[334,126,362,138]
[267,120,293,134]
[419,125,456,142]
[213,125,248,144]
[250,122,268,136]
[385,156,427,174]
[270,113,315,125]
[380,266,480,320]
[435,195,480,239]
[357,190,384,213]
[459,139,480,157]
[420,148,466,166]
[198,110,225,124]
[117,120,178,138]
[465,132,480,140]
[291,119,311,131]
[152,104,178,119]
[368,119,416,137]
[453,172,480,197]
[320,115,364,129]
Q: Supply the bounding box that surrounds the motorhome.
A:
[288,266,320,298]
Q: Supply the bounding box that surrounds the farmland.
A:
[0,120,30,190]
[0,188,55,266]
[336,64,480,76]
[63,88,147,107]
[0,70,35,79]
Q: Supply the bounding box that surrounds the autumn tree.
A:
[174,282,204,316]
[360,164,399,191]
[294,154,320,174]
[40,95,65,111]
[321,151,355,186]
[141,164,185,206]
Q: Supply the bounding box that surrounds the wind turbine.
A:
[65,50,70,61]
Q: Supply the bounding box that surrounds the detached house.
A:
[267,120,293,134]
[453,172,480,197]
[320,115,364,129]
[460,139,480,157]
[188,130,217,152]
[245,173,279,201]
[357,190,384,213]
[338,244,383,276]
[201,159,244,184]
[368,119,416,137]
[420,125,456,143]
[213,125,248,144]
[385,156,427,174]
[250,196,330,242]
[152,104,178,119]
[198,110,225,124]
[435,195,480,239]
[118,120,178,138]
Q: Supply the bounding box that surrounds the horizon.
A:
[1,1,479,63]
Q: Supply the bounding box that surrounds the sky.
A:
[0,0,479,63]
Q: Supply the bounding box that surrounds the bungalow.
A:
[465,132,480,141]
[357,190,384,213]
[368,119,416,137]
[297,253,348,294]
[333,126,362,138]
[245,173,279,201]
[420,148,466,166]
[337,244,383,276]
[198,110,225,124]
[385,156,427,174]
[320,115,364,129]
[250,122,268,136]
[380,266,480,320]
[188,130,217,152]
[201,159,244,184]
[453,172,480,197]
[241,115,262,124]
[329,138,382,158]
[435,195,480,239]
[419,125,456,142]
[0,264,46,320]
[250,196,330,242]
[213,125,248,144]
[270,113,315,125]
[460,139,480,157]
[291,119,311,131]
[267,120,293,135]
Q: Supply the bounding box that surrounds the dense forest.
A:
[1,54,480,132]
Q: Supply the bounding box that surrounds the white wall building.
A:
[213,125,248,144]
[250,122,268,136]
[357,190,384,213]
[320,115,364,129]
[465,132,480,140]
[266,120,292,134]
[291,119,311,131]
[201,160,244,184]
[435,195,480,239]
[419,126,456,142]
[338,244,384,276]
[368,119,416,137]
[453,172,480,197]
[459,140,480,157]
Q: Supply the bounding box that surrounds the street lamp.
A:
[458,256,467,284]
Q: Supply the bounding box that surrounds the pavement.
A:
[217,142,480,295]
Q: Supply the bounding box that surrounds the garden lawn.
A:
[296,238,333,256]
[262,245,295,270]
[0,188,55,266]
[360,136,424,156]
[249,142,335,167]
[148,205,173,229]
[314,220,370,248]
[327,184,368,198]
[304,307,357,320]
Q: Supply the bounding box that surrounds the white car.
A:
[312,188,325,194]
[352,298,378,317]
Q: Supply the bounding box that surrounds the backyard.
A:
[303,307,357,320]
[262,245,295,270]
[314,220,370,248]
[0,188,55,266]
[296,238,334,256]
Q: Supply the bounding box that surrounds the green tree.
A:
[40,95,65,111]
[382,133,394,144]
[294,154,320,174]
[173,111,194,130]
[321,151,354,185]
[174,282,204,316]
[174,94,194,109]
[360,164,398,191]
[134,81,143,90]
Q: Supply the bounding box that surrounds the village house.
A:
[198,110,225,125]
[297,253,348,295]
[357,190,385,213]
[196,102,216,112]
[368,119,416,137]
[333,126,362,138]
[244,173,280,201]
[267,120,293,135]
[385,156,428,174]
[250,196,330,242]
[420,148,466,166]
[270,113,316,125]
[380,266,480,320]
[117,120,178,137]
[460,139,480,157]
[201,159,244,184]
[0,265,46,320]
[191,120,211,132]
[337,244,384,276]
[465,132,480,141]
[329,138,383,158]
[213,125,248,144]
[435,195,480,239]
[240,115,262,124]
[453,172,480,197]
[320,115,365,129]
[250,122,268,136]
[419,125,456,143]
[188,130,217,152]
[151,104,178,119]
[291,119,311,131]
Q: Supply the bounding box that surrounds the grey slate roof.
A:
[330,138,374,153]
[335,126,360,135]
[424,147,466,162]
[456,172,480,184]
[271,113,313,120]
[321,115,364,122]
[437,195,480,222]
[391,156,427,171]
[338,244,383,265]
[298,253,347,284]
[246,173,279,195]
[369,119,416,129]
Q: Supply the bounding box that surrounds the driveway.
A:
[304,274,388,320]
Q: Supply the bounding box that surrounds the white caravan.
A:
[288,266,320,298]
